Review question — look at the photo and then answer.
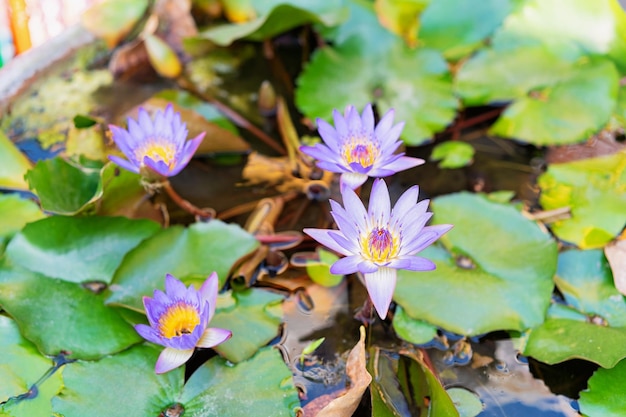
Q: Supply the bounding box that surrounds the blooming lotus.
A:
[108,104,204,178]
[299,104,424,190]
[135,272,231,374]
[304,179,452,319]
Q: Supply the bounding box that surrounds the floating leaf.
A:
[0,131,32,191]
[579,358,626,417]
[211,288,284,363]
[538,149,626,248]
[446,388,483,417]
[554,249,626,327]
[0,195,44,239]
[419,0,513,60]
[25,157,102,215]
[6,216,160,285]
[221,0,257,22]
[430,141,475,169]
[305,248,343,287]
[523,317,626,368]
[144,34,182,78]
[296,1,457,145]
[395,192,556,336]
[65,124,106,160]
[72,115,98,129]
[198,1,347,46]
[392,305,437,345]
[374,0,428,47]
[52,344,183,416]
[0,262,142,360]
[180,347,300,416]
[107,221,259,311]
[81,0,149,48]
[0,315,63,416]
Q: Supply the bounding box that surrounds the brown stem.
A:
[162,181,215,220]
[263,39,294,96]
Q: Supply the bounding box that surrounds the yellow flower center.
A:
[362,227,399,263]
[341,137,379,168]
[158,302,201,339]
[137,140,177,168]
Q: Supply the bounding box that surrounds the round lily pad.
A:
[579,358,626,417]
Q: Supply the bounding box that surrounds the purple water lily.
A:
[135,272,232,374]
[108,104,204,178]
[304,179,452,319]
[300,104,424,190]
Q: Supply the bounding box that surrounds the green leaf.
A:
[523,318,626,367]
[430,141,475,169]
[305,248,343,287]
[0,262,142,360]
[211,288,284,363]
[25,157,102,215]
[555,249,626,327]
[395,192,557,336]
[0,315,63,415]
[419,0,514,60]
[181,347,299,416]
[0,195,45,239]
[52,344,184,417]
[107,221,259,311]
[197,1,348,46]
[144,34,182,78]
[6,216,160,284]
[72,114,97,128]
[579,358,626,417]
[446,388,483,417]
[0,131,32,191]
[489,59,619,145]
[80,0,149,48]
[538,149,626,248]
[392,305,437,345]
[296,0,457,145]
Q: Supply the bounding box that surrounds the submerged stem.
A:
[162,181,215,220]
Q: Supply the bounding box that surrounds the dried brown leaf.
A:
[606,237,626,296]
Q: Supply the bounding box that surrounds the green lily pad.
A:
[430,141,475,169]
[52,344,183,417]
[554,249,626,327]
[446,387,483,417]
[107,221,259,311]
[392,305,437,345]
[523,317,626,368]
[80,0,149,48]
[0,195,45,239]
[180,347,300,416]
[296,0,457,145]
[395,192,557,336]
[25,157,102,215]
[0,132,32,191]
[419,0,514,60]
[489,59,619,145]
[305,248,343,287]
[579,358,626,417]
[211,288,284,363]
[0,262,142,360]
[197,0,348,46]
[0,315,63,416]
[538,149,626,248]
[6,216,160,284]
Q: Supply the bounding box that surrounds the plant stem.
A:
[162,180,215,220]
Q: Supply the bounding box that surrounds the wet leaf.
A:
[81,0,149,48]
[305,248,343,287]
[296,1,457,145]
[374,0,428,47]
[430,141,475,169]
[144,34,182,78]
[605,239,626,296]
[197,1,347,46]
[181,347,300,416]
[25,157,102,215]
[579,358,626,417]
[107,221,259,311]
[0,315,63,415]
[393,305,438,345]
[0,262,142,360]
[52,344,183,416]
[523,318,626,368]
[419,0,513,60]
[0,132,32,191]
[6,216,160,285]
[554,249,626,327]
[316,326,371,417]
[446,387,483,417]
[395,192,557,336]
[0,195,45,239]
[211,288,284,363]
[538,149,626,248]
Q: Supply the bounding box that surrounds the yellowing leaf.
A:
[144,34,182,78]
[0,131,32,191]
[81,0,149,48]
[374,0,430,47]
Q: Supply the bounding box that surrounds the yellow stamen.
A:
[362,227,399,263]
[136,140,176,168]
[158,302,200,339]
[341,137,379,168]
